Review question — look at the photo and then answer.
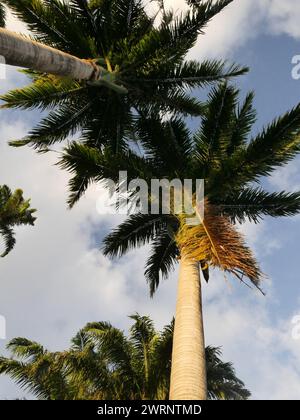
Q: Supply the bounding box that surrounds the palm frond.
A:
[83,321,135,381]
[162,0,235,60]
[0,225,15,257]
[0,357,50,399]
[226,91,256,155]
[10,101,94,149]
[1,76,84,111]
[69,0,96,33]
[7,338,45,361]
[58,143,105,207]
[136,115,192,174]
[4,0,95,56]
[129,314,156,352]
[206,346,251,400]
[127,60,248,89]
[135,88,205,117]
[224,104,300,187]
[102,214,170,258]
[80,94,133,153]
[194,83,239,170]
[214,188,300,223]
[59,143,153,207]
[151,319,173,396]
[145,232,179,297]
[110,0,146,40]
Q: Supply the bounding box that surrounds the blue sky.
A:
[232,32,300,316]
[1,0,300,400]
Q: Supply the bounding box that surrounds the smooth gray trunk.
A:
[169,254,207,400]
[0,28,102,80]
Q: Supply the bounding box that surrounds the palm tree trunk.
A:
[0,28,127,93]
[0,28,99,79]
[169,253,207,400]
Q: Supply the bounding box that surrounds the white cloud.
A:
[202,273,300,400]
[188,0,266,60]
[146,0,300,61]
[266,0,300,39]
[268,159,300,192]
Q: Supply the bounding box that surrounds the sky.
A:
[1,0,300,400]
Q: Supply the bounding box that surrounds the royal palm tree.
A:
[0,314,250,400]
[0,0,247,153]
[59,83,300,399]
[0,185,36,257]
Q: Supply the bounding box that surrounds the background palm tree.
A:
[205,346,250,400]
[59,83,300,399]
[0,314,251,400]
[1,0,247,153]
[0,185,36,257]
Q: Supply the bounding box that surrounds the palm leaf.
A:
[194,83,239,170]
[1,76,84,111]
[214,188,300,223]
[136,115,192,174]
[0,357,51,399]
[103,213,171,258]
[222,104,300,188]
[145,232,178,296]
[3,0,95,56]
[10,101,95,149]
[226,91,256,155]
[0,225,15,257]
[59,143,153,207]
[206,346,251,400]
[7,338,45,361]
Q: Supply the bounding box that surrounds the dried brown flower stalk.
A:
[175,199,264,292]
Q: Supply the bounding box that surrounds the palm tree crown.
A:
[59,83,300,294]
[1,0,247,153]
[0,314,251,400]
[0,185,36,257]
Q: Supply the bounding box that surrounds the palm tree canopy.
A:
[1,0,247,152]
[0,314,251,400]
[59,83,300,294]
[0,185,36,257]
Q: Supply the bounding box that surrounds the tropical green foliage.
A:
[0,314,250,400]
[58,83,300,294]
[0,185,36,257]
[1,0,247,152]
